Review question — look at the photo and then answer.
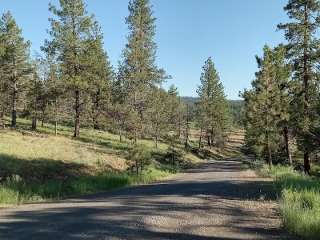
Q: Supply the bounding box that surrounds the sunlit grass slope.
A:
[0,119,203,206]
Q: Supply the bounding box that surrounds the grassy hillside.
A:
[0,118,203,206]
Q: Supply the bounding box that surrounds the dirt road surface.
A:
[0,158,292,240]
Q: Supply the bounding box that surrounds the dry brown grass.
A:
[0,130,127,174]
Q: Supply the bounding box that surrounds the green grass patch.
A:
[0,167,172,206]
[262,165,320,240]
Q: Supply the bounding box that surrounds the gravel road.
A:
[0,159,291,240]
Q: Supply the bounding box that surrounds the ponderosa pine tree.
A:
[27,62,44,131]
[37,53,64,136]
[146,87,169,148]
[0,24,6,129]
[45,0,95,137]
[197,57,230,148]
[278,0,320,174]
[47,62,62,135]
[109,63,127,141]
[273,45,293,165]
[243,46,291,166]
[195,101,206,149]
[184,103,191,149]
[177,97,185,139]
[121,0,168,143]
[167,85,184,136]
[110,62,139,143]
[0,11,32,128]
[86,21,113,130]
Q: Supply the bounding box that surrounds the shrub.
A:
[128,145,152,175]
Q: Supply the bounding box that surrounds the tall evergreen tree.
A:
[278,0,320,173]
[45,0,95,137]
[27,62,45,131]
[109,63,126,141]
[0,12,32,128]
[121,0,168,143]
[167,85,184,136]
[273,45,293,165]
[243,46,291,165]
[0,24,6,129]
[86,21,114,130]
[197,57,230,148]
[146,87,169,148]
[38,53,64,136]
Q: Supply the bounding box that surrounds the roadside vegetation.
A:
[0,166,170,206]
[242,157,320,239]
[257,165,319,240]
[241,1,320,239]
[0,118,204,206]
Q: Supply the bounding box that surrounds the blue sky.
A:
[0,0,288,99]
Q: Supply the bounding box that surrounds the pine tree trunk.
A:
[266,132,272,167]
[303,55,311,173]
[41,106,45,127]
[178,97,182,138]
[54,99,58,136]
[304,152,311,175]
[302,4,311,174]
[211,127,214,147]
[93,90,100,130]
[32,93,38,131]
[31,117,37,131]
[74,90,80,137]
[283,126,292,165]
[119,128,122,142]
[268,147,272,167]
[135,160,139,176]
[55,121,58,136]
[199,127,203,149]
[0,111,5,129]
[185,105,189,149]
[93,117,99,130]
[185,124,189,149]
[134,130,137,144]
[133,91,138,144]
[172,154,175,166]
[178,112,181,138]
[11,82,17,128]
[155,134,158,149]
